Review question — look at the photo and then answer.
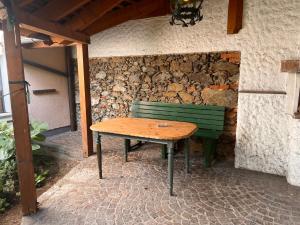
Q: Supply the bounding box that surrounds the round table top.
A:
[90,117,198,141]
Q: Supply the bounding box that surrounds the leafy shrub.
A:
[0,121,49,212]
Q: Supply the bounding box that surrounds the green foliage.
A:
[0,121,50,213]
[35,170,49,187]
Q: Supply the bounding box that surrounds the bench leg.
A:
[124,139,130,162]
[167,142,175,196]
[203,138,217,168]
[161,144,168,159]
[96,132,102,179]
[184,139,191,174]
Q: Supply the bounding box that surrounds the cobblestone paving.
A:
[23,135,300,225]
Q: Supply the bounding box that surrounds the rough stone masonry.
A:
[75,52,240,157]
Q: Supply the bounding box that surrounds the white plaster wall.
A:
[235,94,288,175]
[23,48,70,130]
[89,0,300,177]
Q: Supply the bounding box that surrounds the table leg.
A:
[167,142,175,196]
[96,132,102,179]
[124,139,130,162]
[184,138,191,174]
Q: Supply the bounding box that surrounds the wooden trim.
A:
[76,44,93,157]
[22,41,67,49]
[65,46,77,132]
[17,0,34,7]
[32,89,57,95]
[62,0,123,31]
[33,0,91,22]
[227,0,243,34]
[281,60,300,73]
[3,20,37,215]
[23,60,67,77]
[84,0,167,35]
[239,90,286,95]
[5,2,90,44]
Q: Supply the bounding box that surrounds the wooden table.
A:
[90,117,198,195]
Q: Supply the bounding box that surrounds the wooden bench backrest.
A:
[131,101,225,139]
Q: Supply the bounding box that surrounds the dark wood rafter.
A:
[63,0,124,32]
[227,0,243,34]
[0,0,90,44]
[76,44,93,157]
[3,20,37,215]
[3,0,172,47]
[17,0,34,7]
[33,0,91,22]
[23,59,67,77]
[84,0,169,35]
[16,7,90,43]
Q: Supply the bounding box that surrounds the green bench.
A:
[128,101,225,167]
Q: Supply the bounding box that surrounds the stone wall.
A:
[76,52,240,157]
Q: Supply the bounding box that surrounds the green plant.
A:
[0,121,49,212]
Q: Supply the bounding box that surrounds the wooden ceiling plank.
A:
[14,5,90,43]
[64,0,124,31]
[18,0,34,7]
[84,0,169,35]
[227,0,243,34]
[33,0,91,22]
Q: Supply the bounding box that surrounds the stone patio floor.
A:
[22,132,300,225]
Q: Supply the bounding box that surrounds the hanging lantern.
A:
[170,0,204,27]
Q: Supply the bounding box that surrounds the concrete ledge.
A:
[0,113,12,122]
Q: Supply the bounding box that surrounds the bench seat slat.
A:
[132,109,224,124]
[135,101,225,111]
[133,113,224,131]
[131,101,225,137]
[132,105,225,116]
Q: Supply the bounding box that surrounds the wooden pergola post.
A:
[3,21,37,215]
[76,44,93,157]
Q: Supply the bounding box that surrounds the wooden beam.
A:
[227,0,243,34]
[17,0,34,7]
[17,10,90,43]
[84,0,168,35]
[1,1,90,43]
[23,60,67,77]
[76,44,93,157]
[281,60,300,73]
[22,41,66,49]
[65,46,77,131]
[33,0,91,22]
[3,20,37,215]
[64,0,123,32]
